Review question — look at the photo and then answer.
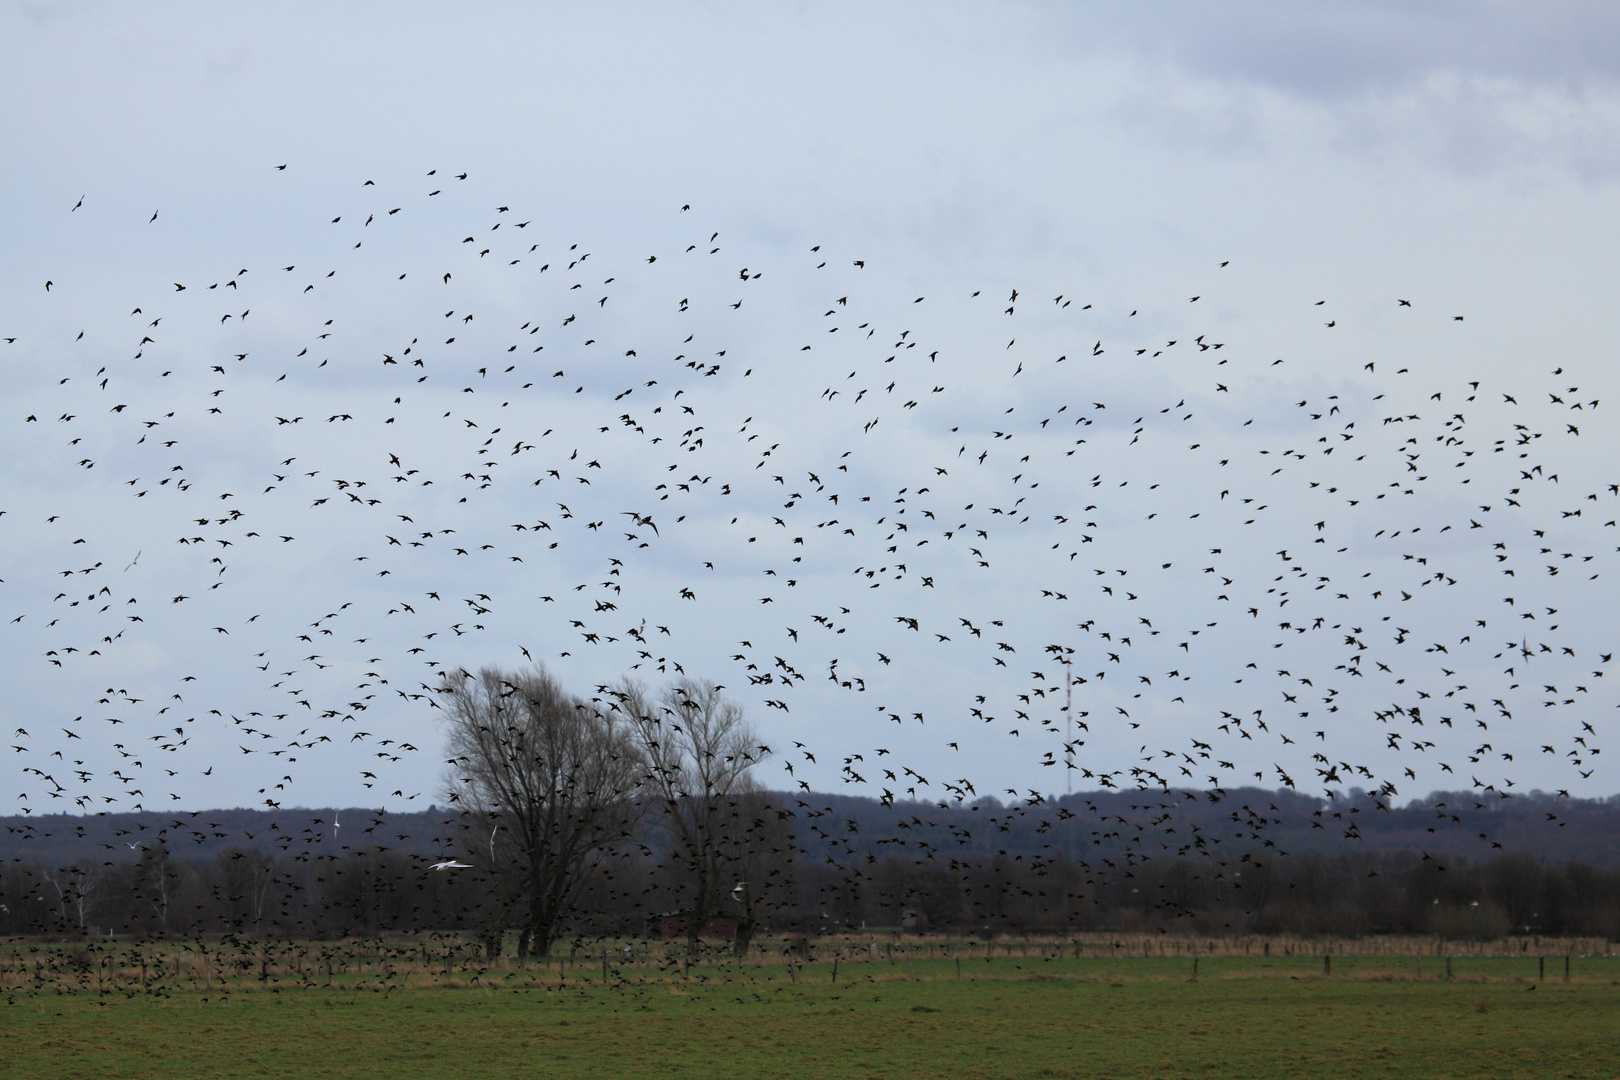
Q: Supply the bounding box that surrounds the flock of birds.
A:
[1,166,1613,882]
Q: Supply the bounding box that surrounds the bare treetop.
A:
[440,665,642,957]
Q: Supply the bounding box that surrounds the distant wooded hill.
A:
[4,787,1617,870]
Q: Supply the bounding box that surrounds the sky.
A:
[4,2,1620,818]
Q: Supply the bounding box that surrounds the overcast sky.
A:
[4,2,1620,817]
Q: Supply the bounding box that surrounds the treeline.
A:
[5,823,1619,943]
[5,783,1620,946]
[853,849,1620,941]
[0,808,804,943]
[5,656,1618,950]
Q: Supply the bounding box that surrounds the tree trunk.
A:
[481,925,504,961]
[527,889,557,959]
[686,870,711,958]
[685,903,706,958]
[734,883,756,960]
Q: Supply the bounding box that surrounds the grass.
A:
[5,953,1620,1079]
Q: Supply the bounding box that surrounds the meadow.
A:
[4,937,1618,1079]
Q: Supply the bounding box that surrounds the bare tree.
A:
[615,677,770,957]
[440,665,643,959]
[42,863,98,935]
[217,848,278,934]
[133,844,175,935]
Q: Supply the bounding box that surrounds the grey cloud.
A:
[1060,1,1620,100]
[1036,1,1620,179]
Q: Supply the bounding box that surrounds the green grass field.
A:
[5,954,1619,1079]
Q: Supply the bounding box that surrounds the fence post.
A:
[1323,955,1331,977]
[1538,956,1544,982]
